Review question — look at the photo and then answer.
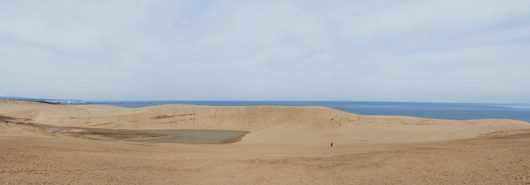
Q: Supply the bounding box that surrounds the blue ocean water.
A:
[89,101,530,123]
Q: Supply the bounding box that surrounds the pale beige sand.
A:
[1,99,530,184]
[1,99,528,145]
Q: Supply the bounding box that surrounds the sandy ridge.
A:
[2,99,530,184]
[1,100,529,145]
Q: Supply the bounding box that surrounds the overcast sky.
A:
[1,0,529,102]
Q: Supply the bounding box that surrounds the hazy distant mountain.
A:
[0,96,83,103]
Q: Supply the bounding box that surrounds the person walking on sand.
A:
[331,143,333,147]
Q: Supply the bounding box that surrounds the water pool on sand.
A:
[145,130,250,139]
[18,121,251,144]
[143,130,251,144]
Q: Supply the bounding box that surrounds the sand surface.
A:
[1,99,530,184]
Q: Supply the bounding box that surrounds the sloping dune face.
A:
[1,100,529,145]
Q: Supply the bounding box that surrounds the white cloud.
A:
[0,0,529,102]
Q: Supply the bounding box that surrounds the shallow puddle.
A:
[35,123,250,144]
[145,130,250,139]
[142,130,251,144]
[12,121,250,144]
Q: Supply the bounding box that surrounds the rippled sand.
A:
[1,99,530,184]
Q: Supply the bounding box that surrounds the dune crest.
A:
[1,100,529,145]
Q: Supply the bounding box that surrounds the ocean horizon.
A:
[3,97,529,123]
[84,100,530,123]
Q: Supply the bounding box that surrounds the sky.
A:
[0,0,529,103]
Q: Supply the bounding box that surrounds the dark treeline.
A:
[34,100,62,105]
[2,98,62,105]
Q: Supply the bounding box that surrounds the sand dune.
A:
[2,99,530,184]
[1,99,529,145]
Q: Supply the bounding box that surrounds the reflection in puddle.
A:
[78,135,90,139]
[43,127,68,134]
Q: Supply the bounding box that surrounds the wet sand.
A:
[1,99,530,184]
[9,121,251,144]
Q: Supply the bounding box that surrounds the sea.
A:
[86,101,530,123]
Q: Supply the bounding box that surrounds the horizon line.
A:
[2,97,530,105]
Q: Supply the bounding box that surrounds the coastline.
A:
[2,99,530,184]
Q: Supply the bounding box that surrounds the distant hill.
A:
[0,96,83,103]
